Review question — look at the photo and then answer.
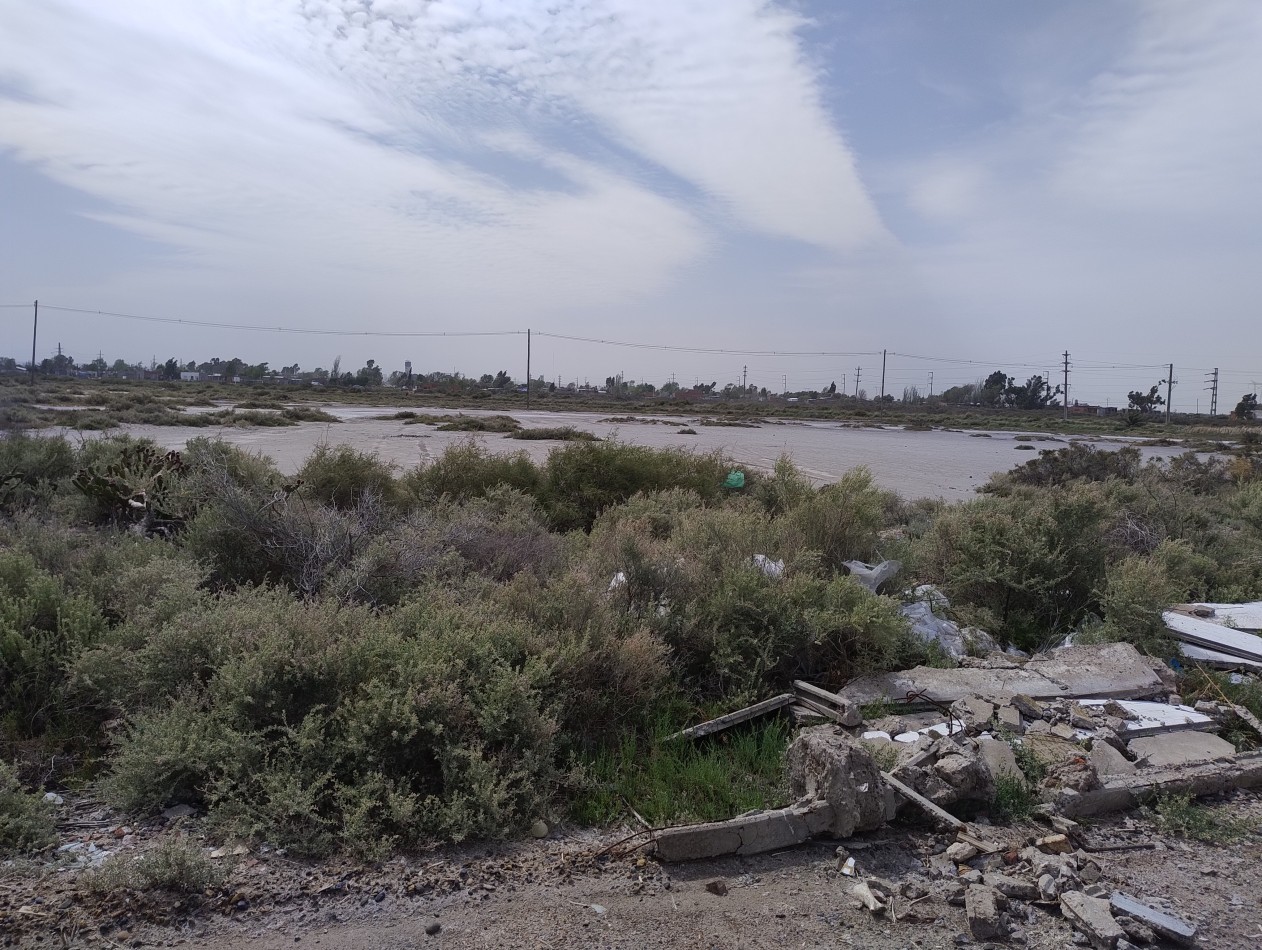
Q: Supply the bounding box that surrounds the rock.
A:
[705,880,728,896]
[1061,891,1125,949]
[1115,916,1155,945]
[1011,695,1046,720]
[1052,724,1079,740]
[959,869,983,884]
[1090,741,1136,778]
[42,792,64,805]
[1078,859,1102,885]
[530,819,549,838]
[1127,731,1237,768]
[1038,873,1058,901]
[1071,705,1099,729]
[425,922,442,936]
[935,751,995,802]
[1036,834,1073,854]
[965,885,1007,940]
[982,872,1039,901]
[1108,892,1196,945]
[944,882,967,906]
[997,705,1023,734]
[852,880,887,913]
[952,696,996,725]
[162,804,196,820]
[945,842,979,863]
[1025,719,1051,734]
[786,729,893,836]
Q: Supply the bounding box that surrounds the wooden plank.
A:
[882,771,964,829]
[793,680,851,709]
[665,693,795,742]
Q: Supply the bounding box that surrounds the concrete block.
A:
[654,798,835,862]
[1090,741,1136,778]
[1109,892,1196,945]
[1128,731,1236,768]
[965,884,1006,940]
[977,735,1020,781]
[1061,891,1125,949]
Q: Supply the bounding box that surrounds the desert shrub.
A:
[784,467,887,571]
[330,489,562,606]
[750,455,814,516]
[995,443,1141,490]
[914,485,1109,649]
[402,439,543,503]
[1088,539,1217,654]
[539,441,731,532]
[0,760,56,855]
[0,550,107,741]
[0,431,76,511]
[508,426,599,441]
[436,414,520,433]
[102,589,561,856]
[88,837,223,894]
[660,567,912,701]
[179,443,387,596]
[297,443,399,509]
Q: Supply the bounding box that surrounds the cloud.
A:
[0,0,885,330]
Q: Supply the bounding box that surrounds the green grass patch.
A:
[573,716,789,827]
[992,773,1036,822]
[1148,792,1255,844]
[434,414,521,433]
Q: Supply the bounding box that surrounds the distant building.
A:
[180,371,201,382]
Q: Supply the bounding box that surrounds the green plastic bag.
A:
[723,470,745,490]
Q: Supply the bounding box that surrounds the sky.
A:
[2,0,1260,408]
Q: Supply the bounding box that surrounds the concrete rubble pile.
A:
[652,636,1262,944]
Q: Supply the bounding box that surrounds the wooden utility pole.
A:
[525,328,531,409]
[880,349,887,400]
[29,300,38,383]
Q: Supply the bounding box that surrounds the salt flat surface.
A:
[57,406,1199,500]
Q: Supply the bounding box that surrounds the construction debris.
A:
[1165,601,1262,668]
[663,693,795,742]
[1109,891,1197,945]
[842,558,901,592]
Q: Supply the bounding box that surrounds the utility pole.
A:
[1164,363,1175,425]
[742,364,747,393]
[525,328,531,410]
[880,349,887,400]
[854,366,861,398]
[1062,351,1070,421]
[29,300,38,383]
[1205,368,1219,416]
[928,371,934,397]
[782,374,787,395]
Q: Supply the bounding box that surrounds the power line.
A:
[34,305,524,339]
[534,331,881,358]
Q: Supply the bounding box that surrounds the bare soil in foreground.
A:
[5,792,1261,949]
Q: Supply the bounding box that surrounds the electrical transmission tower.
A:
[1205,368,1219,416]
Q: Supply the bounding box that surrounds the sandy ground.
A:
[5,792,1261,949]
[52,406,1198,500]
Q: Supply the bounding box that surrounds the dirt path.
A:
[7,794,1261,949]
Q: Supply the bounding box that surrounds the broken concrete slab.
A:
[1061,891,1125,949]
[1089,742,1136,778]
[666,693,796,741]
[841,642,1163,707]
[653,798,835,862]
[1109,892,1196,945]
[997,704,1023,733]
[1164,609,1262,664]
[983,872,1039,901]
[792,680,863,727]
[786,729,893,837]
[977,735,1020,781]
[1128,730,1236,768]
[1077,700,1217,737]
[1024,644,1165,700]
[1054,750,1262,819]
[1179,642,1262,672]
[965,884,1006,940]
[1185,600,1262,630]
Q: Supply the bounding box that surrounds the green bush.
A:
[89,837,223,894]
[1089,540,1217,654]
[0,550,107,740]
[539,441,731,532]
[0,431,76,511]
[784,467,887,570]
[297,443,399,509]
[0,760,56,855]
[402,439,543,503]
